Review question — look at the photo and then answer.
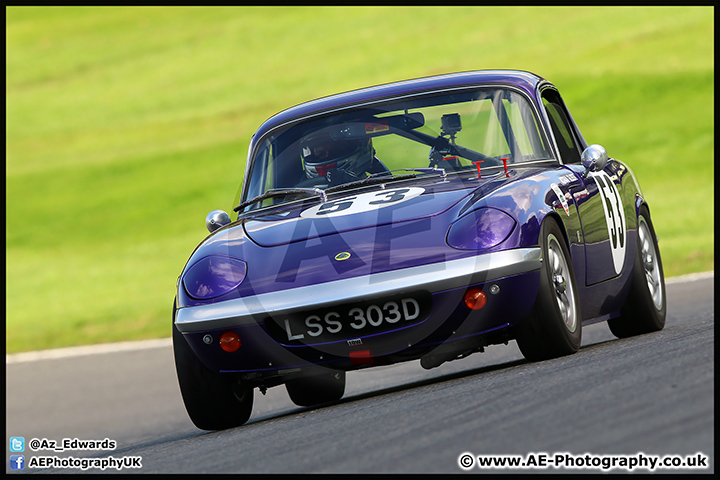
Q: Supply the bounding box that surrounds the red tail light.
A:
[349,350,374,365]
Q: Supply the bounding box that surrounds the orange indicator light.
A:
[219,331,241,352]
[464,288,487,310]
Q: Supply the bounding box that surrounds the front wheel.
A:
[608,206,666,338]
[173,301,253,430]
[515,217,582,361]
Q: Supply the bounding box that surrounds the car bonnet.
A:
[242,176,486,247]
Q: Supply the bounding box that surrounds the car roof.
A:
[252,69,546,142]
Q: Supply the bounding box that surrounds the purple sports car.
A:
[173,70,666,430]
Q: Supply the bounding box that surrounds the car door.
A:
[541,88,627,286]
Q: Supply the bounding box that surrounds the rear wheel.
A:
[173,301,253,430]
[516,217,582,361]
[285,370,346,407]
[608,206,666,337]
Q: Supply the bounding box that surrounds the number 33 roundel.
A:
[300,187,425,219]
[590,171,626,275]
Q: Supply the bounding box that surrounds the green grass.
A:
[6,6,714,353]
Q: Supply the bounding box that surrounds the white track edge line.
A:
[6,338,172,364]
[664,270,714,284]
[6,271,713,364]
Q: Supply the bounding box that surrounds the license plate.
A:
[266,293,430,345]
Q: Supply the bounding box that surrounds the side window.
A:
[541,91,582,164]
[502,98,548,160]
[245,143,269,201]
[271,136,305,190]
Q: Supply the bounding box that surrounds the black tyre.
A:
[608,206,666,338]
[173,301,253,430]
[516,217,582,361]
[285,370,346,407]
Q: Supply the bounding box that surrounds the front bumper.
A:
[176,247,542,332]
[175,248,543,375]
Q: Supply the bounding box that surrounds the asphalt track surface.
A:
[6,273,714,474]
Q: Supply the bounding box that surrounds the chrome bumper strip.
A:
[175,247,542,333]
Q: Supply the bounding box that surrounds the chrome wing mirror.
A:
[580,144,609,176]
[206,210,231,233]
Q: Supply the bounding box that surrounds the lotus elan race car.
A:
[173,70,666,430]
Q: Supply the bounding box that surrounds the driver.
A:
[300,129,381,185]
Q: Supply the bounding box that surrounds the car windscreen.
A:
[242,88,551,207]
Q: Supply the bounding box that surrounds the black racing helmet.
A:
[301,128,373,180]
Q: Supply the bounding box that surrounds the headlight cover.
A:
[183,256,248,300]
[446,207,516,250]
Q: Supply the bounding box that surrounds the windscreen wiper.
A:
[234,187,327,213]
[393,167,447,177]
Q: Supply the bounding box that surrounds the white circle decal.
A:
[590,171,626,275]
[300,187,425,219]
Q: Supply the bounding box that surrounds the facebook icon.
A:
[10,455,25,470]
